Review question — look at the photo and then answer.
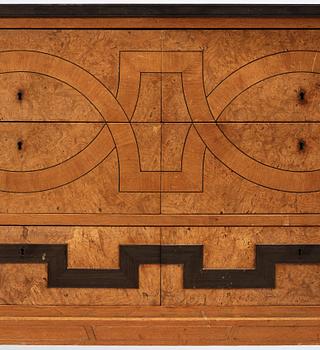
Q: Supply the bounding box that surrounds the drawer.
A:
[0,226,160,305]
[1,225,319,308]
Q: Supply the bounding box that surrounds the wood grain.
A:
[0,226,160,305]
[0,305,318,345]
[161,226,320,306]
[0,123,103,171]
[0,17,320,28]
[0,25,318,345]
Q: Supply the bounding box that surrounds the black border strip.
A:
[1,243,320,289]
[1,5,320,18]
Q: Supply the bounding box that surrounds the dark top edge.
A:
[1,4,320,18]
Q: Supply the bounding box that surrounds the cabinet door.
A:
[159,29,320,306]
[0,30,162,306]
[0,226,160,305]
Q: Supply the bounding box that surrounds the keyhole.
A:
[17,140,23,151]
[298,248,303,256]
[19,247,25,256]
[17,90,23,101]
[298,89,306,103]
[298,139,305,151]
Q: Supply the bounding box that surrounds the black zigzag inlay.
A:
[0,244,319,289]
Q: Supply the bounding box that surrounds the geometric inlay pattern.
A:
[1,243,320,289]
[3,50,320,193]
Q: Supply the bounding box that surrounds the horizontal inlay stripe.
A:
[0,214,319,226]
[1,244,319,289]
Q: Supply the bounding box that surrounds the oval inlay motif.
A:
[0,50,121,192]
[201,51,320,192]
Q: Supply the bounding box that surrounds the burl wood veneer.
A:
[0,4,320,345]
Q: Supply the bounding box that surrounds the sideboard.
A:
[0,4,319,345]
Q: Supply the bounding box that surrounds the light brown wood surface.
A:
[0,17,320,28]
[0,20,319,345]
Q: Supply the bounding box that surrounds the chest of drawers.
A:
[0,4,320,345]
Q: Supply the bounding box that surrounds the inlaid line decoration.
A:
[0,244,319,289]
[3,50,320,194]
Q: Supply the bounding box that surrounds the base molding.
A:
[0,305,319,345]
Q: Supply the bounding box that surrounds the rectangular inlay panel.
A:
[0,4,320,345]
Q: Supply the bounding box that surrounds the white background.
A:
[0,0,319,349]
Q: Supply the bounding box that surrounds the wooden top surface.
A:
[0,4,320,18]
[0,5,319,29]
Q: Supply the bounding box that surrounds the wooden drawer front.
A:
[0,226,319,307]
[0,226,160,305]
[161,227,320,306]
